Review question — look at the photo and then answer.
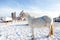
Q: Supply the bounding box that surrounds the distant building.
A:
[11,12,16,20]
[0,17,12,23]
[0,17,3,20]
[53,16,60,22]
[2,17,12,21]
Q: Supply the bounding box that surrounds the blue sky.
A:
[0,0,60,18]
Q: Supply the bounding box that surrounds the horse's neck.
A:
[27,15,32,20]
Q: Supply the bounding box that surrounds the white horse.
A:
[20,11,54,39]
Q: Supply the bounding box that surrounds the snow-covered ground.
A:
[0,22,60,40]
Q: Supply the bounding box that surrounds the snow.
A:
[0,22,60,40]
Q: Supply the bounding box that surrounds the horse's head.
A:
[20,10,32,21]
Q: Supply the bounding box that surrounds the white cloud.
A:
[0,7,21,17]
[24,6,59,18]
[0,3,60,18]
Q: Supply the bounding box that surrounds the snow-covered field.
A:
[0,21,60,40]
